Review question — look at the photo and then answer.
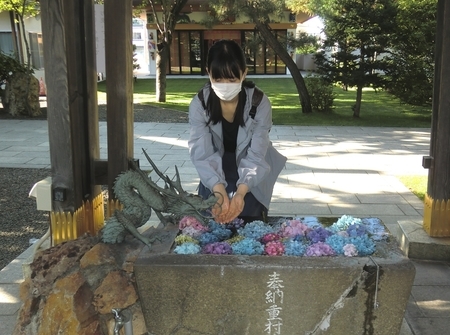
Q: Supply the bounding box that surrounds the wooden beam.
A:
[40,0,100,212]
[423,0,450,236]
[104,0,134,199]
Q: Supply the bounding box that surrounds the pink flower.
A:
[264,241,285,256]
[261,233,282,244]
[343,244,358,257]
[281,219,309,238]
[178,216,208,232]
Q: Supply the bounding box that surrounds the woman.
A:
[188,40,286,223]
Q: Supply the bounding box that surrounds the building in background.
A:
[141,1,311,76]
[0,1,317,80]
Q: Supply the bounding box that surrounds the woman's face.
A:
[208,69,247,83]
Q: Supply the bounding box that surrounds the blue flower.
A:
[362,217,388,241]
[306,227,333,243]
[210,226,233,240]
[346,224,368,237]
[325,234,348,255]
[237,221,275,240]
[283,240,307,256]
[232,238,264,255]
[174,242,201,254]
[349,235,375,256]
[330,215,363,232]
[197,232,220,246]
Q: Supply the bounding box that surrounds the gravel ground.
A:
[0,103,188,270]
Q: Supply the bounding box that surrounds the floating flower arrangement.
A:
[173,215,388,257]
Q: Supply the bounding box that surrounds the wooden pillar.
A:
[40,0,103,243]
[423,0,450,236]
[104,0,134,210]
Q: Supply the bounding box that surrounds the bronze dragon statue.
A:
[100,149,217,248]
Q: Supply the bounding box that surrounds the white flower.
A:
[0,83,5,90]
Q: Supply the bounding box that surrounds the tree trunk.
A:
[255,21,312,114]
[353,85,363,117]
[155,42,169,102]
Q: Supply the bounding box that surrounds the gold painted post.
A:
[422,0,450,237]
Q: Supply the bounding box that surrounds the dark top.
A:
[222,117,239,152]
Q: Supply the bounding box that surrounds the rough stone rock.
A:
[93,270,138,315]
[30,235,98,297]
[0,72,41,116]
[14,234,148,335]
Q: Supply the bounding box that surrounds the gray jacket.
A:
[188,83,287,209]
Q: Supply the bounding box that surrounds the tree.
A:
[385,0,437,106]
[206,0,314,113]
[0,0,39,70]
[137,0,189,102]
[311,0,398,117]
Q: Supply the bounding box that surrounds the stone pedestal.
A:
[134,224,415,335]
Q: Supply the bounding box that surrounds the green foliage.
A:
[398,175,427,201]
[314,0,397,90]
[0,52,33,84]
[290,32,320,55]
[132,45,140,71]
[304,75,335,112]
[97,78,431,127]
[0,0,39,16]
[384,0,437,106]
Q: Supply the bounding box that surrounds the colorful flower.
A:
[306,227,333,243]
[280,219,309,238]
[343,244,358,257]
[264,241,285,256]
[179,216,208,231]
[202,242,232,255]
[174,234,198,245]
[174,242,201,254]
[283,240,307,256]
[260,233,282,244]
[305,242,335,256]
[232,238,264,255]
[237,221,274,240]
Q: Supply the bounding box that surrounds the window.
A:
[0,32,14,56]
[29,32,44,69]
[133,32,142,40]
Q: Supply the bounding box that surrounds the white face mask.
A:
[210,81,242,101]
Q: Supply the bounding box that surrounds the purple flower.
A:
[202,242,232,255]
[305,242,335,256]
[306,227,333,243]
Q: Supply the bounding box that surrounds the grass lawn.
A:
[98,77,431,201]
[98,77,432,128]
[398,175,427,202]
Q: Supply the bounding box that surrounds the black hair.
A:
[205,40,255,126]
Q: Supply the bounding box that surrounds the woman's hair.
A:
[205,40,255,126]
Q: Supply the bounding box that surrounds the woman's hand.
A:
[221,184,248,223]
[222,193,245,223]
[212,184,230,223]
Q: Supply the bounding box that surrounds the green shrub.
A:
[0,53,33,89]
[304,76,336,112]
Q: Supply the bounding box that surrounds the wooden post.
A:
[40,0,102,239]
[104,0,134,204]
[423,0,450,237]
